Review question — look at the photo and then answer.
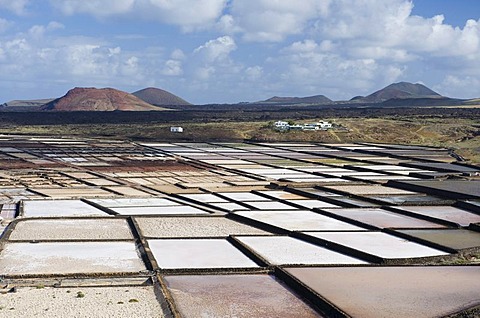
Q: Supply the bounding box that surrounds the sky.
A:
[0,0,479,104]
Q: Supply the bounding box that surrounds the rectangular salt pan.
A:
[323,185,418,195]
[392,206,480,227]
[88,197,180,207]
[285,266,480,318]
[0,241,146,275]
[304,232,448,259]
[208,202,250,211]
[179,193,228,203]
[28,188,113,198]
[135,217,269,237]
[217,192,270,202]
[321,208,447,229]
[286,200,340,209]
[255,191,310,200]
[164,274,322,318]
[396,229,480,250]
[111,205,209,215]
[236,236,367,265]
[236,210,365,231]
[148,239,258,269]
[9,218,134,241]
[22,200,109,217]
[241,201,298,210]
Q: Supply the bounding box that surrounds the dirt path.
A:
[328,130,342,142]
[414,125,427,143]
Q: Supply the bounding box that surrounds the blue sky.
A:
[0,0,479,104]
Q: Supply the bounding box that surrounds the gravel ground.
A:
[9,218,134,241]
[0,286,164,317]
[135,216,269,238]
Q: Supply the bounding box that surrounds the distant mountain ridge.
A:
[0,99,54,111]
[1,99,54,107]
[352,82,442,103]
[0,81,477,111]
[41,87,169,111]
[256,82,444,106]
[261,95,332,104]
[132,87,191,106]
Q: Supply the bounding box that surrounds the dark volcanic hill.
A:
[355,82,441,103]
[261,95,332,104]
[132,87,191,106]
[41,87,170,111]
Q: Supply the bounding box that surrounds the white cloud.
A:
[232,0,480,99]
[263,39,406,99]
[316,0,413,41]
[0,0,30,15]
[193,35,236,63]
[0,18,10,33]
[245,66,263,81]
[216,14,242,34]
[436,75,480,99]
[173,35,246,101]
[120,56,142,80]
[47,21,65,31]
[312,0,480,60]
[194,66,215,80]
[162,59,183,76]
[0,26,156,93]
[227,0,331,42]
[160,49,185,76]
[170,49,185,60]
[348,46,416,62]
[282,39,318,53]
[190,36,237,81]
[50,0,135,16]
[143,0,227,31]
[2,0,480,104]
[223,0,480,62]
[50,0,227,31]
[28,22,64,41]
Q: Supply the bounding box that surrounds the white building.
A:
[273,121,290,131]
[316,121,332,130]
[303,124,319,130]
[170,126,184,133]
[273,120,332,131]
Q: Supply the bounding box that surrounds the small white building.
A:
[303,124,319,130]
[170,126,184,133]
[274,121,289,128]
[273,121,290,131]
[273,120,332,131]
[316,121,332,130]
[289,124,304,130]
